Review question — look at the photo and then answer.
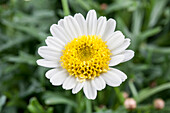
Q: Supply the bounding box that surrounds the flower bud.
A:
[100,3,108,10]
[150,81,157,88]
[154,99,165,110]
[123,92,129,99]
[124,98,137,110]
[99,104,105,109]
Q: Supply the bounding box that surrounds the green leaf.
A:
[132,8,144,35]
[43,92,77,108]
[4,51,37,65]
[105,0,135,14]
[75,0,91,11]
[128,80,138,99]
[0,37,30,53]
[0,95,6,112]
[64,105,72,113]
[2,19,47,41]
[137,82,170,103]
[27,97,45,113]
[139,27,162,41]
[148,0,168,27]
[116,16,132,38]
[141,44,170,54]
[27,97,53,113]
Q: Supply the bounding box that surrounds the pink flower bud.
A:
[99,104,105,109]
[150,81,157,88]
[123,92,129,99]
[154,99,165,110]
[100,3,108,10]
[124,98,137,110]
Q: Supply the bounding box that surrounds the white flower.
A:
[37,10,134,100]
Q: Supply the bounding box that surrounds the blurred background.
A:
[0,0,170,113]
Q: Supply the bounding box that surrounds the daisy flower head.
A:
[37,10,134,100]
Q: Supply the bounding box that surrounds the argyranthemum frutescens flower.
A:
[37,10,134,100]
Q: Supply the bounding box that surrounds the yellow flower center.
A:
[60,35,111,81]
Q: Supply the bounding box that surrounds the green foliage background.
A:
[0,0,170,113]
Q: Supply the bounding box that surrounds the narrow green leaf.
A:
[44,96,77,107]
[105,0,134,14]
[0,95,6,112]
[148,0,168,27]
[0,37,30,53]
[2,19,47,41]
[139,27,162,41]
[64,105,72,113]
[43,92,77,108]
[141,44,170,54]
[4,51,37,65]
[132,8,144,35]
[27,97,45,113]
[116,16,132,38]
[75,0,91,11]
[128,80,138,99]
[137,82,170,103]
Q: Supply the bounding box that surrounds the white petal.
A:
[62,76,77,90]
[86,10,97,35]
[58,19,65,28]
[50,24,71,43]
[91,76,106,91]
[36,59,61,68]
[109,55,124,66]
[63,16,81,39]
[50,69,68,86]
[111,38,130,56]
[58,19,73,42]
[45,36,65,50]
[96,16,107,37]
[74,13,87,36]
[106,31,125,50]
[45,68,63,79]
[119,50,134,63]
[72,82,85,94]
[38,46,62,61]
[101,69,122,87]
[83,80,97,100]
[110,68,127,82]
[102,19,116,41]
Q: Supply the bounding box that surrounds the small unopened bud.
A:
[150,81,157,88]
[100,3,108,10]
[124,98,137,110]
[154,99,165,110]
[123,92,129,99]
[99,104,105,109]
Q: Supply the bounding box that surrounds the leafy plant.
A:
[0,0,169,113]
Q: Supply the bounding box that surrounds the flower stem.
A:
[86,99,92,113]
[61,0,70,16]
[114,87,124,104]
[76,92,82,113]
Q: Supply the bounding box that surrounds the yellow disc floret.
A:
[60,35,111,81]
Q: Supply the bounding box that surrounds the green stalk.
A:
[61,0,70,16]
[86,99,92,113]
[128,80,138,99]
[76,92,82,113]
[114,87,124,104]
